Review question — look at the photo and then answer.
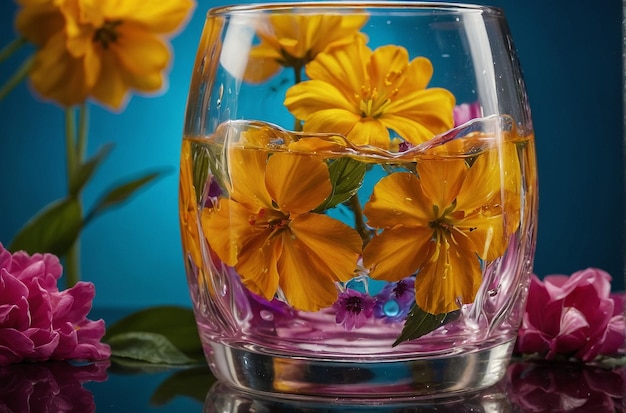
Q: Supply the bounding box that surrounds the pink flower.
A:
[507,361,625,412]
[0,360,108,412]
[453,102,482,127]
[516,268,626,362]
[332,289,376,330]
[0,244,111,365]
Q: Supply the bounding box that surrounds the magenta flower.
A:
[453,102,482,127]
[0,360,108,412]
[332,289,376,330]
[507,361,625,412]
[0,244,111,365]
[516,268,626,362]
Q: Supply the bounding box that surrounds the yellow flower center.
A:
[356,84,398,119]
[93,20,123,49]
[249,208,290,232]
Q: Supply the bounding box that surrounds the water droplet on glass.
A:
[260,310,274,321]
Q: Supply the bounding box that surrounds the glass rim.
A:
[207,1,504,17]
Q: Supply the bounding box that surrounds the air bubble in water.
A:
[260,310,274,321]
[383,300,401,317]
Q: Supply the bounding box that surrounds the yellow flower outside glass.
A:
[180,2,538,399]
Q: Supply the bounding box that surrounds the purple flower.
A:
[374,278,415,322]
[332,289,376,330]
[453,102,482,127]
[516,268,626,362]
[0,244,111,365]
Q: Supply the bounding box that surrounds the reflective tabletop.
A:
[1,308,624,412]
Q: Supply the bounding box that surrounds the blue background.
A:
[0,0,623,310]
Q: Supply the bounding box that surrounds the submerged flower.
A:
[284,37,455,149]
[516,269,626,362]
[178,140,204,271]
[374,278,415,323]
[15,0,195,108]
[0,244,110,365]
[201,148,362,312]
[333,289,376,330]
[362,144,521,315]
[243,13,368,83]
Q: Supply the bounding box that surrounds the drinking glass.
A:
[179,1,537,399]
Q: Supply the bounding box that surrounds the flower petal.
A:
[288,213,361,283]
[363,226,432,282]
[416,159,467,213]
[276,230,342,312]
[414,229,482,314]
[363,172,432,228]
[265,152,331,213]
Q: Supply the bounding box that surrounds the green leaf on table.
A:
[104,306,204,364]
[8,197,82,256]
[151,366,217,405]
[106,332,197,365]
[85,170,166,223]
[315,157,366,212]
[68,143,113,196]
[393,305,460,347]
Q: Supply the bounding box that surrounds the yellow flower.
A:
[243,13,368,83]
[362,144,521,314]
[284,37,456,150]
[178,139,203,271]
[15,0,194,109]
[201,148,362,312]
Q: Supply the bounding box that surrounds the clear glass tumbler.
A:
[179,1,538,399]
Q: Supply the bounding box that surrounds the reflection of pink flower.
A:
[516,268,626,362]
[0,244,111,365]
[0,360,108,412]
[453,102,481,126]
[507,361,625,412]
[332,289,376,330]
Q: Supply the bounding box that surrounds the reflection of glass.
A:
[507,361,626,412]
[203,381,512,413]
[0,361,108,412]
[180,2,538,398]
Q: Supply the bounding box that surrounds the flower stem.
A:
[64,105,88,288]
[0,37,26,64]
[293,65,303,132]
[348,194,371,245]
[0,55,32,101]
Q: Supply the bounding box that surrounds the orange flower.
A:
[362,143,521,314]
[284,37,455,150]
[178,139,203,271]
[201,147,362,312]
[243,13,367,83]
[15,0,194,109]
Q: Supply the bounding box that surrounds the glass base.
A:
[204,339,514,400]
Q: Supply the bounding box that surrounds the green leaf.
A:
[85,170,166,223]
[104,306,204,362]
[8,197,82,256]
[315,157,366,212]
[393,305,460,347]
[68,144,113,196]
[151,366,217,405]
[191,141,212,204]
[106,332,196,365]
